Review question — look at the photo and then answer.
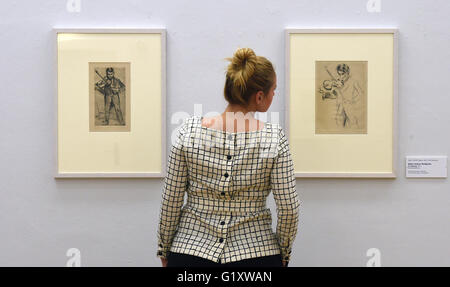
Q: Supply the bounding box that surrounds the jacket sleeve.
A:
[156,119,189,259]
[270,126,301,263]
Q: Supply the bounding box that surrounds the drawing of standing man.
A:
[333,64,364,129]
[95,67,125,125]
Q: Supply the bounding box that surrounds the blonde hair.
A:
[224,48,275,107]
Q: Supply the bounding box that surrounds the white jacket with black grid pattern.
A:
[157,115,300,264]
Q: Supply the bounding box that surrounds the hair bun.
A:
[227,48,257,92]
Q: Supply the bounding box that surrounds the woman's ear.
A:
[255,91,265,103]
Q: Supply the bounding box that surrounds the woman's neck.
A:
[222,104,256,119]
[214,104,260,132]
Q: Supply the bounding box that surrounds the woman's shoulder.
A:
[263,121,283,136]
[173,116,198,141]
[178,115,199,130]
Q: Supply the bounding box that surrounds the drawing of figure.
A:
[95,67,125,125]
[319,63,364,129]
[333,64,363,128]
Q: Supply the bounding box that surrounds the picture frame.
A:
[285,28,398,178]
[54,28,166,178]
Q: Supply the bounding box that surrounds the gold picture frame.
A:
[55,28,166,178]
[285,28,398,178]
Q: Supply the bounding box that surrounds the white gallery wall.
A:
[0,0,449,266]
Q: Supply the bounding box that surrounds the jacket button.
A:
[220,221,225,225]
[224,172,229,178]
[227,155,232,160]
[219,238,224,243]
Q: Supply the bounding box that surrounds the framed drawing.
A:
[285,28,398,178]
[54,28,166,178]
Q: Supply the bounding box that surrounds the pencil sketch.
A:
[89,62,131,132]
[315,61,367,134]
